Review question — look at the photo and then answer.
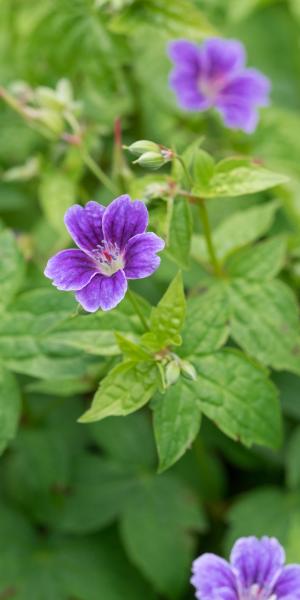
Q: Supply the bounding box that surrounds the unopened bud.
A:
[180,360,197,381]
[134,151,171,170]
[126,140,161,156]
[165,360,181,387]
[37,109,65,135]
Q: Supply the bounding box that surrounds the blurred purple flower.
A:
[45,195,164,312]
[191,536,300,600]
[168,38,270,133]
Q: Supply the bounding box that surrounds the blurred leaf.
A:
[286,427,300,490]
[225,236,287,280]
[0,502,154,599]
[153,379,202,472]
[190,349,282,448]
[57,454,139,533]
[80,360,159,422]
[39,169,77,236]
[193,159,288,198]
[193,148,215,188]
[228,279,300,373]
[0,230,25,307]
[166,197,193,269]
[120,474,206,598]
[109,0,215,38]
[274,371,300,420]
[0,367,21,456]
[192,202,278,263]
[179,284,229,357]
[89,411,156,469]
[225,487,299,553]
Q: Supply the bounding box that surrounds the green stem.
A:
[175,155,193,188]
[82,152,117,195]
[197,199,222,277]
[127,289,149,331]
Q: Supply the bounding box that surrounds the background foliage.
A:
[1,0,300,598]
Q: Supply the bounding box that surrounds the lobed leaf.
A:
[189,349,282,449]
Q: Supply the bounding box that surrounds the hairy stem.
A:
[175,155,193,188]
[197,199,223,277]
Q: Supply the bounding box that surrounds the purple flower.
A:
[191,536,300,600]
[44,195,164,312]
[168,38,270,133]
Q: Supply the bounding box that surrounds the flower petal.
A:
[169,68,210,111]
[168,40,209,111]
[44,249,98,291]
[216,98,259,133]
[202,38,246,81]
[124,232,165,279]
[230,536,285,593]
[191,554,238,600]
[168,39,202,68]
[274,565,300,599]
[75,270,127,312]
[64,201,105,252]
[220,69,271,107]
[103,195,148,250]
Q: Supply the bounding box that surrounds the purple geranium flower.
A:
[191,536,300,600]
[44,195,164,312]
[168,38,270,133]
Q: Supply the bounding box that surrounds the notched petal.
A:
[75,270,127,312]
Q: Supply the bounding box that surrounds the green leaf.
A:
[228,279,300,373]
[57,454,139,533]
[142,272,186,351]
[166,197,192,269]
[39,169,76,236]
[153,379,201,472]
[90,411,156,469]
[0,503,155,600]
[193,158,289,198]
[286,427,300,490]
[172,138,204,183]
[179,285,229,358]
[225,236,287,280]
[191,201,278,263]
[110,0,215,38]
[225,487,299,554]
[120,474,206,598]
[0,367,21,455]
[79,360,159,422]
[189,349,282,448]
[115,333,152,361]
[192,148,215,187]
[6,354,94,380]
[0,229,25,307]
[274,372,300,420]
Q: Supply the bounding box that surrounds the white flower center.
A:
[198,75,227,101]
[241,584,277,600]
[91,241,124,276]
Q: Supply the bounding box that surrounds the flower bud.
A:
[133,151,170,170]
[126,140,161,156]
[165,360,181,387]
[180,360,197,381]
